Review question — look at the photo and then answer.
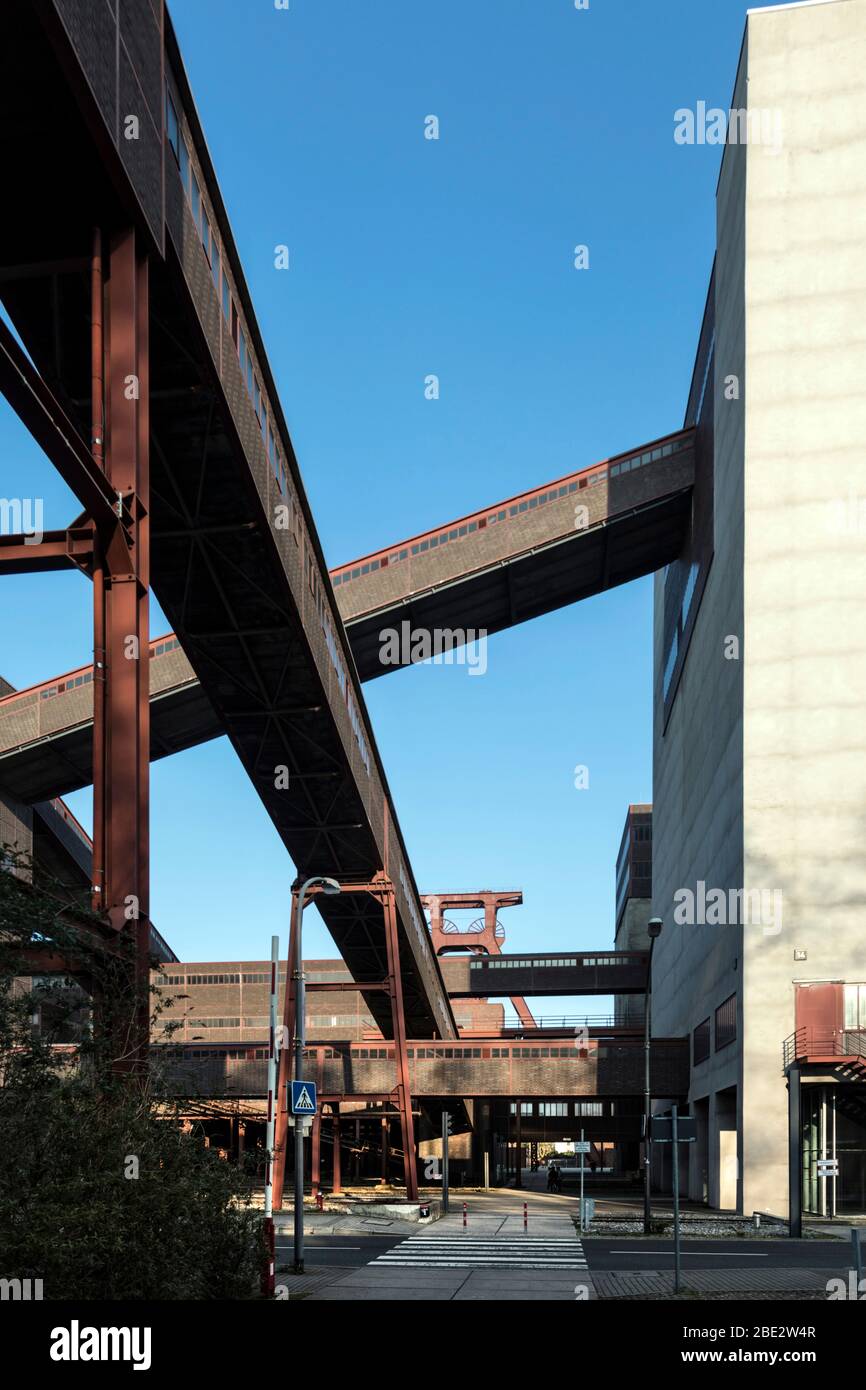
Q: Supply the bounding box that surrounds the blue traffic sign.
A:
[290,1080,318,1115]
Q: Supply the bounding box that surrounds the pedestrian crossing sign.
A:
[290,1080,317,1115]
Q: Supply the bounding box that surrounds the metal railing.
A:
[783,1027,866,1070]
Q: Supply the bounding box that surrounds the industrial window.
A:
[518,502,528,513]
[429,536,438,548]
[844,985,866,1028]
[528,497,537,509]
[509,1103,533,1115]
[190,170,201,229]
[468,521,477,532]
[575,1101,602,1116]
[190,1018,240,1029]
[459,525,468,536]
[539,1102,567,1116]
[419,540,428,552]
[179,137,190,194]
[492,1047,509,1057]
[693,1018,711,1065]
[715,994,736,1051]
[165,90,179,159]
[186,973,240,985]
[510,506,518,517]
[498,510,506,520]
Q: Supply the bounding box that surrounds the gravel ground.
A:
[579,1219,806,1239]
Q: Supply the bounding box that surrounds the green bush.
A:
[0,851,265,1299]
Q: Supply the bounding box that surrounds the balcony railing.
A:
[783,1027,866,1071]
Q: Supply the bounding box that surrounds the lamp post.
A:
[292,875,340,1275]
[643,917,663,1235]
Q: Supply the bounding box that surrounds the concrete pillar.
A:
[311,1112,321,1197]
[332,1109,342,1195]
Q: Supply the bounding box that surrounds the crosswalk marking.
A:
[370,1235,588,1270]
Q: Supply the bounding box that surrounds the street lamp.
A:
[293,875,341,1275]
[643,916,662,1235]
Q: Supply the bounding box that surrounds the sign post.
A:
[652,1110,696,1294]
[672,1106,681,1293]
[580,1129,585,1232]
[262,934,280,1296]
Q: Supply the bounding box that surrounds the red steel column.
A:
[90,228,106,911]
[332,1108,342,1194]
[93,226,150,1075]
[382,881,419,1200]
[273,889,300,1209]
[311,1112,321,1197]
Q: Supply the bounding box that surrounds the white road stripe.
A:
[369,1233,587,1270]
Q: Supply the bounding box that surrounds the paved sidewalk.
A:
[307,1194,597,1301]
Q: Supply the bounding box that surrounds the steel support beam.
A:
[90,227,151,1076]
[0,527,94,575]
[0,314,122,533]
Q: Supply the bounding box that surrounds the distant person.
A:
[546,1163,557,1192]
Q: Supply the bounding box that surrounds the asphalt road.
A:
[584,1239,855,1272]
[275,1234,402,1268]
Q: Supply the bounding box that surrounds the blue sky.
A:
[0,0,763,1012]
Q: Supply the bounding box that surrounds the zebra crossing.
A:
[370,1234,588,1270]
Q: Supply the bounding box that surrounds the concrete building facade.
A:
[651,0,866,1215]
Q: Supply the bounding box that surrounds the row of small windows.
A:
[297,1045,593,1059]
[181,1047,269,1059]
[333,436,689,589]
[38,636,183,704]
[165,83,288,503]
[471,956,626,970]
[160,970,351,987]
[188,1018,241,1029]
[509,1101,603,1116]
[153,637,182,659]
[307,1015,375,1029]
[186,974,239,986]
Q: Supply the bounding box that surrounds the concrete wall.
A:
[652,0,866,1215]
[740,0,866,1215]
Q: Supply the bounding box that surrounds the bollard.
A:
[463,1202,467,1228]
[524,1202,528,1231]
[753,1211,760,1231]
